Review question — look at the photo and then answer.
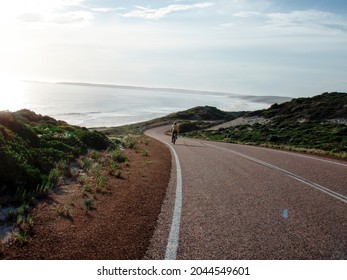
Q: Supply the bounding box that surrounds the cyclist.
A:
[170,121,179,144]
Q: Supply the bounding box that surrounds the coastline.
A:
[13,81,292,129]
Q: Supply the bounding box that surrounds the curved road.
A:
[145,126,347,260]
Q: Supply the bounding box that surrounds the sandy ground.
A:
[208,117,270,130]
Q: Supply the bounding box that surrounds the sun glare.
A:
[0,77,26,112]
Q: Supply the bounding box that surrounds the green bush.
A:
[0,110,111,197]
[110,149,128,163]
[122,135,137,149]
[79,130,110,150]
[83,198,92,211]
[179,122,200,133]
[188,121,346,156]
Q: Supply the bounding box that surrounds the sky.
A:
[0,0,347,97]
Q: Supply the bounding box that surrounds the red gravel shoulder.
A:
[2,136,171,259]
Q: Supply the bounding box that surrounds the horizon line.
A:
[23,80,293,100]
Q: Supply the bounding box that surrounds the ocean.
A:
[1,81,291,128]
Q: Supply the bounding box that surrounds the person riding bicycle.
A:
[170,122,179,144]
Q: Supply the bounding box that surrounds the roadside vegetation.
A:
[101,92,346,158]
[186,122,347,157]
[0,109,153,252]
[99,105,245,136]
[1,126,168,259]
[183,92,347,158]
[0,109,111,200]
[0,109,137,249]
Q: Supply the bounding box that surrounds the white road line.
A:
[204,142,347,204]
[162,142,183,260]
[145,129,183,259]
[185,137,347,167]
[255,146,347,167]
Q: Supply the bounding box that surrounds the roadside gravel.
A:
[2,136,171,260]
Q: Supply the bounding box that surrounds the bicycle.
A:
[172,131,178,145]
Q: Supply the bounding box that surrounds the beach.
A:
[1,81,291,128]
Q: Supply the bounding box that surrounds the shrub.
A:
[36,180,53,198]
[14,231,29,246]
[81,157,93,171]
[47,168,62,186]
[56,205,71,219]
[0,110,111,198]
[115,169,122,179]
[109,161,119,176]
[141,149,149,157]
[179,122,199,133]
[91,164,102,178]
[110,149,128,163]
[79,130,110,150]
[96,175,108,189]
[83,198,92,211]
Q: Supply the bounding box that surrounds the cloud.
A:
[10,0,118,28]
[17,13,44,23]
[123,2,214,19]
[222,8,347,35]
[233,11,261,18]
[265,10,347,33]
[17,10,94,27]
[267,10,328,25]
[14,0,85,13]
[85,7,115,13]
[50,11,94,26]
[53,0,85,9]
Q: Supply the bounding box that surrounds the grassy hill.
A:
[183,92,347,158]
[249,92,346,122]
[0,109,111,199]
[100,105,247,137]
[164,105,244,121]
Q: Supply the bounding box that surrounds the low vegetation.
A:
[187,122,346,157]
[1,114,150,249]
[184,92,347,158]
[249,92,346,122]
[100,92,346,158]
[99,105,246,136]
[0,109,112,200]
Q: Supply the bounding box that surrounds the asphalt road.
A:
[145,126,347,260]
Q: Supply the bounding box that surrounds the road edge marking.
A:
[204,142,347,204]
[162,143,183,260]
[256,146,347,167]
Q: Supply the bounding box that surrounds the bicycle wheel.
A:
[172,132,177,144]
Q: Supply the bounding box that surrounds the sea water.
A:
[1,81,287,128]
